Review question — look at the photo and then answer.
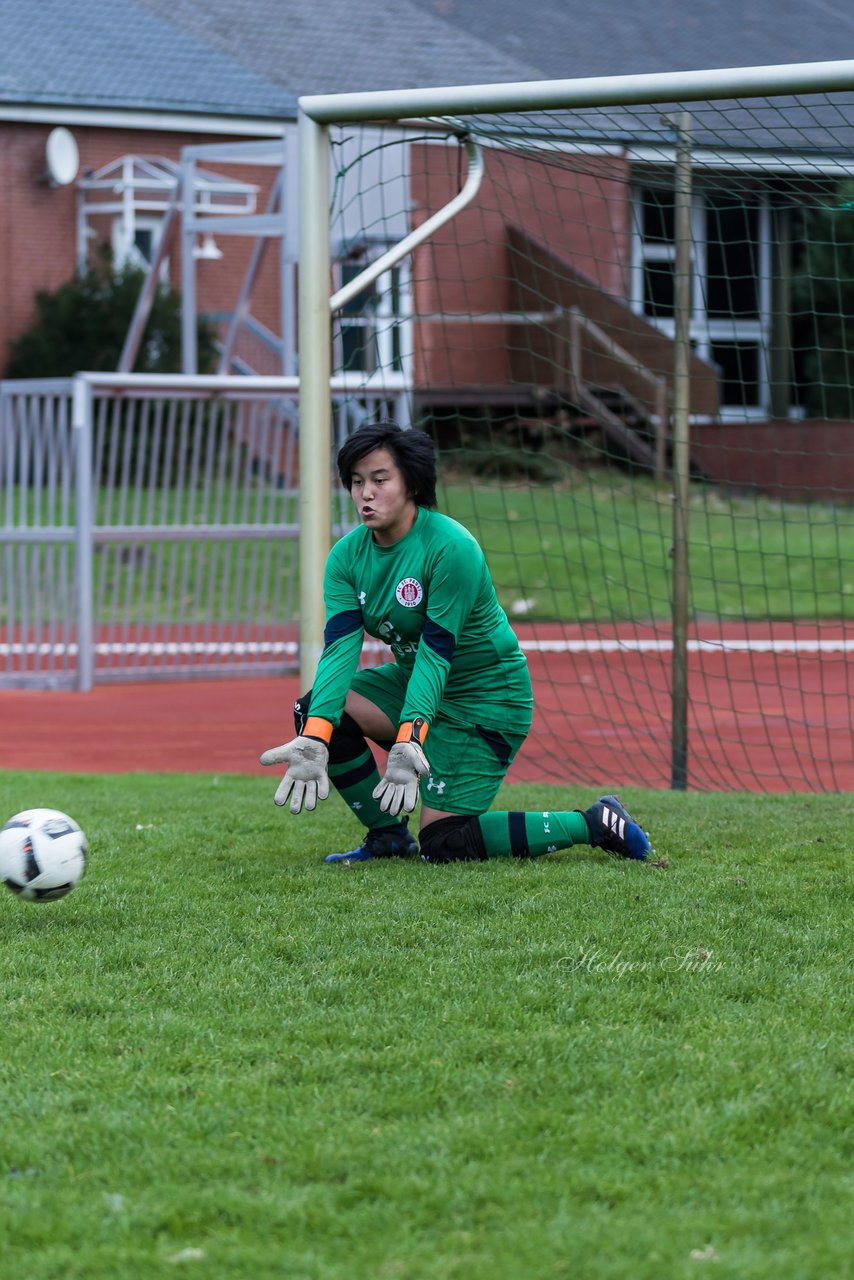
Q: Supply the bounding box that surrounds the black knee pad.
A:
[294,689,370,765]
[419,814,487,864]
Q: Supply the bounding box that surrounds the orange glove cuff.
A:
[396,717,428,746]
[303,716,334,744]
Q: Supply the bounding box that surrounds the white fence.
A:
[0,373,396,690]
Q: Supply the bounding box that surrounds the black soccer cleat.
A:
[583,795,652,861]
[324,818,419,863]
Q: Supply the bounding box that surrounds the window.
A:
[334,252,410,378]
[111,215,167,277]
[711,341,762,407]
[633,184,770,414]
[637,188,679,320]
[706,196,760,319]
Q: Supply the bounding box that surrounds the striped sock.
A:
[327,749,397,831]
[477,809,591,858]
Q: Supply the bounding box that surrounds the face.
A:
[350,446,417,545]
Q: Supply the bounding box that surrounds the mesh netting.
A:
[326,92,854,792]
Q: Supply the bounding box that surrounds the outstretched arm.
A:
[261,543,363,813]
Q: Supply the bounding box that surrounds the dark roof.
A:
[137,0,542,97]
[0,0,293,119]
[138,0,854,98]
[409,0,854,81]
[1,0,853,126]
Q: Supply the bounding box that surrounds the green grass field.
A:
[5,473,853,627]
[1,771,851,1279]
[441,474,854,622]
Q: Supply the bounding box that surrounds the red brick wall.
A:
[692,420,854,501]
[0,121,282,373]
[409,143,632,387]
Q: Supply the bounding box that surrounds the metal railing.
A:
[565,307,670,480]
[0,372,398,690]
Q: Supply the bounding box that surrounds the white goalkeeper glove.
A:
[260,718,332,814]
[373,719,430,816]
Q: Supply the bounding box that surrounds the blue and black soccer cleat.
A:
[583,794,652,861]
[323,819,419,863]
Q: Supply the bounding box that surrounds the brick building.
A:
[3,0,854,494]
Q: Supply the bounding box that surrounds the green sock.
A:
[327,749,397,831]
[477,809,591,859]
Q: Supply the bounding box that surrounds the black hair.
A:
[336,420,437,508]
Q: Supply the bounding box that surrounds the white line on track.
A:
[2,639,853,658]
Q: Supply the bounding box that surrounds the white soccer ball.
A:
[0,808,88,902]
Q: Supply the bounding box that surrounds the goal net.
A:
[318,74,854,793]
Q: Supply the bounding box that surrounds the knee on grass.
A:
[419,814,487,864]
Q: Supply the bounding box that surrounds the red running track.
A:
[0,622,851,792]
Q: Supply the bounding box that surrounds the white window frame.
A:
[631,182,772,418]
[334,252,413,385]
[111,213,169,278]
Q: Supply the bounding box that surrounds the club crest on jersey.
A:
[395,577,423,608]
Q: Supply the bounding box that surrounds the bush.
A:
[792,183,854,419]
[5,252,216,378]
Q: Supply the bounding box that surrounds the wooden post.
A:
[569,306,582,398]
[770,203,792,420]
[671,111,692,791]
[654,377,668,482]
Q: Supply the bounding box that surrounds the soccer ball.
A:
[0,808,88,902]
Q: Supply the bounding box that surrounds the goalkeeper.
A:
[261,421,652,865]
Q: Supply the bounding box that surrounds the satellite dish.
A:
[45,127,79,187]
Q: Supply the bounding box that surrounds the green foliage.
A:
[0,771,851,1279]
[793,182,854,419]
[4,252,216,379]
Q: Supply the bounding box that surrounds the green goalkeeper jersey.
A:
[307,507,533,731]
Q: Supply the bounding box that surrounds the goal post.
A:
[297,60,854,793]
[297,111,332,684]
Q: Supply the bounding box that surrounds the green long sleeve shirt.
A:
[307,507,532,732]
